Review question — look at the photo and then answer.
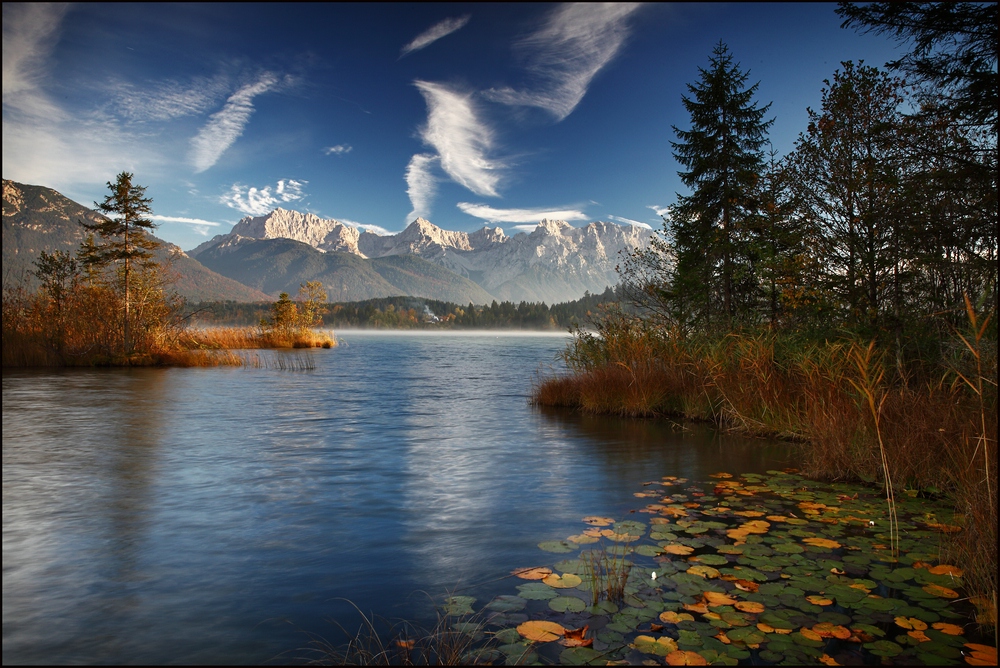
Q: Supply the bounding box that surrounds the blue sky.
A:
[3,3,904,251]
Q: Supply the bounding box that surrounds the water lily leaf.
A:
[539,540,577,554]
[922,584,959,598]
[444,596,476,616]
[559,624,592,648]
[660,611,696,624]
[790,630,825,647]
[895,616,928,630]
[543,573,583,589]
[635,545,662,557]
[566,533,600,544]
[549,596,587,613]
[517,583,557,600]
[665,649,709,665]
[582,516,614,526]
[634,634,679,656]
[818,654,841,666]
[664,544,695,556]
[513,566,552,580]
[693,553,729,566]
[812,623,851,640]
[928,564,963,577]
[963,644,998,666]
[710,473,733,479]
[487,596,527,613]
[516,620,565,642]
[558,646,603,665]
[863,639,903,657]
[930,622,963,636]
[806,595,833,606]
[774,543,805,554]
[498,643,537,665]
[803,537,841,549]
[688,565,720,579]
[734,601,764,614]
[704,591,738,606]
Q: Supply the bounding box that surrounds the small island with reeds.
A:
[2,172,336,368]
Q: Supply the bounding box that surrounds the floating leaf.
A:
[964,644,997,666]
[895,616,928,631]
[864,640,903,657]
[664,544,695,556]
[924,522,962,533]
[931,622,963,636]
[704,591,738,606]
[665,649,709,665]
[566,533,599,544]
[558,646,603,665]
[513,567,552,580]
[559,625,592,648]
[444,596,475,616]
[633,635,679,656]
[908,629,932,642]
[688,565,720,579]
[549,596,586,613]
[806,595,833,606]
[819,654,841,666]
[928,564,964,577]
[922,584,960,599]
[660,611,695,624]
[733,579,759,593]
[539,540,577,554]
[516,620,565,642]
[803,537,841,549]
[543,573,582,589]
[487,596,527,613]
[683,602,710,614]
[812,623,851,640]
[582,516,613,526]
[800,628,823,642]
[710,473,733,479]
[734,601,764,614]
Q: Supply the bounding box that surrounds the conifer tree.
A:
[669,41,774,327]
[80,172,160,353]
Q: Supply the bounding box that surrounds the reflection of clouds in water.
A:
[398,337,582,585]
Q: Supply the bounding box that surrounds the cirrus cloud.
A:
[190,73,279,172]
[484,3,641,121]
[401,15,471,57]
[457,202,588,223]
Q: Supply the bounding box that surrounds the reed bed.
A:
[534,308,998,632]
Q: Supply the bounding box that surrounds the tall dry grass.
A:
[534,306,997,631]
[2,286,336,368]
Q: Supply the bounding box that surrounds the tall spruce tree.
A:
[80,172,160,354]
[669,41,773,327]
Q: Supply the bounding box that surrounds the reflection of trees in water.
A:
[534,405,798,479]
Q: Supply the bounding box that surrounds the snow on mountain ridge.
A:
[190,208,653,303]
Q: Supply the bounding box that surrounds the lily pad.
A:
[539,540,577,554]
[443,596,476,616]
[549,596,587,613]
[559,647,604,665]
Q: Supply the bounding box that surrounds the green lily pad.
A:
[443,596,476,616]
[486,595,526,613]
[539,540,577,553]
[864,639,903,657]
[549,596,586,613]
[516,583,556,600]
[559,647,604,665]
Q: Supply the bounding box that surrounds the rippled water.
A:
[2,332,795,664]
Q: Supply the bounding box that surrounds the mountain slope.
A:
[195,236,496,303]
[2,179,271,302]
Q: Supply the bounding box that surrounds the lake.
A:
[2,332,796,664]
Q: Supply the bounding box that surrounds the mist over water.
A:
[2,332,795,664]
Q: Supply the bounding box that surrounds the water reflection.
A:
[3,335,796,664]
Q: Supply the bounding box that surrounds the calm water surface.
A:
[3,332,796,664]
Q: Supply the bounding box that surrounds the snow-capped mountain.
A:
[191,209,653,304]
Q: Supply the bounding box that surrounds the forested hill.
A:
[185,286,621,330]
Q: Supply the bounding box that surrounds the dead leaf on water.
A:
[516,620,565,642]
[513,567,552,580]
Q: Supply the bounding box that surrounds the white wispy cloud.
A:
[609,215,652,229]
[324,144,353,155]
[353,222,394,236]
[415,80,503,198]
[484,3,641,121]
[112,75,230,123]
[150,214,225,237]
[190,73,279,172]
[2,4,165,186]
[150,215,223,227]
[400,15,471,57]
[405,153,439,222]
[647,204,671,218]
[220,179,306,216]
[457,202,588,223]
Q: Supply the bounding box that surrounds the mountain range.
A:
[192,208,652,304]
[3,179,653,304]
